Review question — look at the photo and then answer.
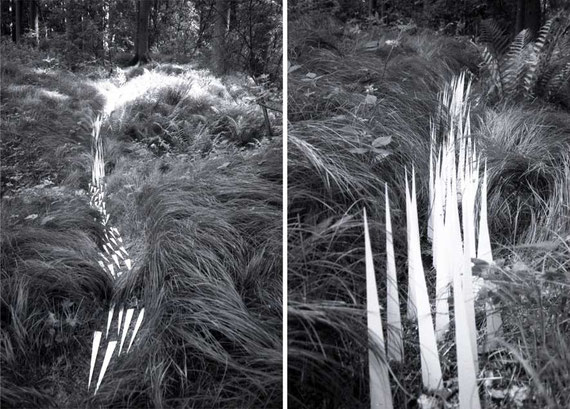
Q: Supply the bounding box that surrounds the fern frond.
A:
[506,29,531,60]
[534,19,555,54]
[546,61,570,99]
[524,19,555,95]
[481,46,503,96]
[479,19,509,57]
[503,29,531,95]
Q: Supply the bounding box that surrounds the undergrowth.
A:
[288,14,570,409]
[1,40,282,409]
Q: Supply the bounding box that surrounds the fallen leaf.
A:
[288,63,302,74]
[372,136,391,147]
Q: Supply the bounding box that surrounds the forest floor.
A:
[1,40,282,408]
[287,16,570,409]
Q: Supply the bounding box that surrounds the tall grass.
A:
[2,44,282,408]
[288,17,570,408]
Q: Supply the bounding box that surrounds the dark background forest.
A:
[290,0,569,37]
[1,0,282,78]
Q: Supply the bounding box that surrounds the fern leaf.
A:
[503,29,531,95]
[481,46,502,96]
[479,19,509,56]
[534,19,554,54]
[524,19,555,95]
[546,61,570,99]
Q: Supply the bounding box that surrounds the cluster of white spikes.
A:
[87,116,145,394]
[364,73,503,409]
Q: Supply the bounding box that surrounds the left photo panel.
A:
[0,1,283,408]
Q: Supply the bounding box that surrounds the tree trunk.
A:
[29,0,39,46]
[102,0,110,63]
[213,0,229,75]
[14,0,21,43]
[65,0,74,45]
[131,0,152,65]
[368,0,377,17]
[516,0,541,38]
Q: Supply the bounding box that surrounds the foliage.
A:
[287,14,570,408]
[479,16,570,105]
[1,42,282,408]
[288,0,519,35]
[1,0,281,79]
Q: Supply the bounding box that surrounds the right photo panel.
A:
[288,1,570,408]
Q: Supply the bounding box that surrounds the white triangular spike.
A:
[95,341,117,394]
[117,307,124,336]
[461,149,479,370]
[385,184,403,363]
[107,264,115,278]
[110,237,118,246]
[115,250,125,260]
[88,331,102,390]
[462,249,479,371]
[477,162,493,263]
[103,244,111,255]
[363,208,394,409]
[434,153,450,340]
[127,308,145,353]
[98,260,105,270]
[120,246,128,256]
[453,261,482,409]
[409,169,443,390]
[428,144,434,242]
[106,306,114,338]
[458,136,466,197]
[119,308,134,355]
[405,170,417,320]
[462,145,478,259]
[111,253,120,268]
[125,259,133,271]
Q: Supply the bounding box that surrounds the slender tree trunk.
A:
[131,0,152,65]
[213,0,229,74]
[368,0,376,17]
[65,0,74,45]
[14,0,21,43]
[29,0,39,46]
[102,0,110,63]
